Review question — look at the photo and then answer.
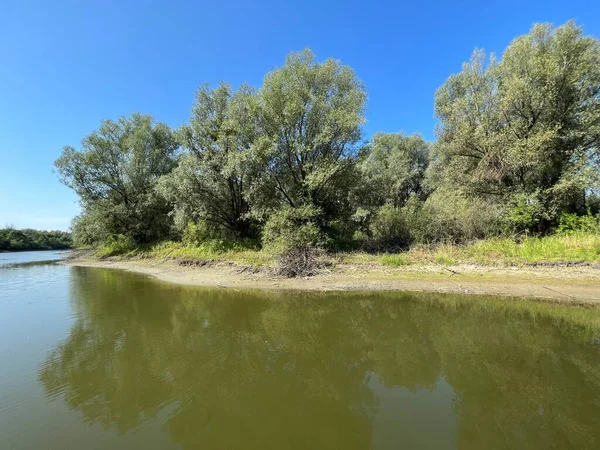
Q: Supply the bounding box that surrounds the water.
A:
[0,249,69,266]
[1,252,600,449]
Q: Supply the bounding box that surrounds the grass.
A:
[380,253,412,267]
[347,232,600,267]
[461,233,600,264]
[95,232,600,269]
[97,239,274,267]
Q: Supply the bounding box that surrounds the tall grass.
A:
[461,232,600,264]
[96,232,600,268]
[96,238,272,267]
[380,254,412,267]
[373,232,600,267]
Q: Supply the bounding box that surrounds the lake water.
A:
[1,251,600,449]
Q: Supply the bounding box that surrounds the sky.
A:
[1,0,599,231]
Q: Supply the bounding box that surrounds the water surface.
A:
[1,252,600,449]
[0,249,68,266]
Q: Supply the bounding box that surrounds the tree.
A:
[249,49,367,241]
[360,132,430,207]
[158,83,258,239]
[434,21,600,231]
[55,113,178,244]
[0,227,71,251]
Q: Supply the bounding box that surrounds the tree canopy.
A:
[56,22,600,252]
[434,21,600,231]
[158,83,258,239]
[249,50,366,218]
[360,132,430,208]
[55,114,178,244]
[0,227,71,251]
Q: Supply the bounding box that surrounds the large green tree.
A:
[158,83,258,238]
[434,21,600,231]
[55,113,178,244]
[249,49,367,240]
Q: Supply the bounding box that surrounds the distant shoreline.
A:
[65,256,600,306]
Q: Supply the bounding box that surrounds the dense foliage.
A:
[56,22,600,256]
[434,21,600,232]
[0,227,71,251]
[55,114,178,245]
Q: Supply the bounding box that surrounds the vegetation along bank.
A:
[59,21,600,295]
[0,227,71,252]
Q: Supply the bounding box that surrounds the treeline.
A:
[0,227,72,251]
[55,21,600,257]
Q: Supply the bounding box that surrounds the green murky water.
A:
[2,252,600,449]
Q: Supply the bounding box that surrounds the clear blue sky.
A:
[1,0,599,230]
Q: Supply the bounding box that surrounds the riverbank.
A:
[65,255,600,304]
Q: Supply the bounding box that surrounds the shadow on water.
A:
[39,266,600,449]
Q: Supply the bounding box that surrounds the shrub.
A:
[557,213,600,234]
[181,221,221,246]
[415,190,506,244]
[262,206,325,252]
[368,204,412,251]
[507,192,555,233]
[96,235,135,258]
[262,206,331,277]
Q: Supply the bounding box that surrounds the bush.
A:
[368,204,412,251]
[262,206,325,252]
[96,235,135,258]
[148,238,260,260]
[415,190,506,244]
[262,206,331,277]
[354,192,505,251]
[181,221,221,246]
[507,192,554,233]
[557,213,600,234]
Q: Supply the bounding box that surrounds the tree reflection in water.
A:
[40,267,600,449]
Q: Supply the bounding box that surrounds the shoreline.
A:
[64,257,600,305]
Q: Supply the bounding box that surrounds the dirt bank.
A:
[64,257,600,304]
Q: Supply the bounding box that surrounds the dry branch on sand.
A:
[272,246,331,278]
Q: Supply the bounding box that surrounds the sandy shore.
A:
[64,257,600,304]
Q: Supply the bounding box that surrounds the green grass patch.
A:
[381,253,412,267]
[94,232,600,269]
[96,238,273,268]
[345,232,600,267]
[433,251,456,265]
[460,232,600,264]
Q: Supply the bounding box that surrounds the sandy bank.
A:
[64,257,600,304]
